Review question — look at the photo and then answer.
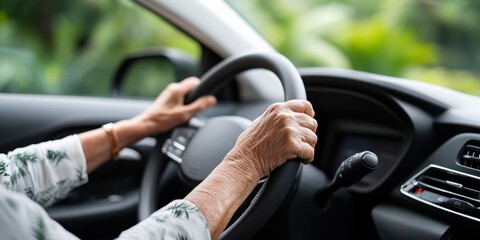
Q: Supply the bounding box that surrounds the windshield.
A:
[227,0,480,96]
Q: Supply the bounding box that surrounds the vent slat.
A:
[466,144,480,152]
[421,167,480,201]
[459,141,480,171]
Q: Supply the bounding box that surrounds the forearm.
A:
[80,116,155,173]
[184,160,261,239]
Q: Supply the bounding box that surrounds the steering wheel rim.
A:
[139,50,306,240]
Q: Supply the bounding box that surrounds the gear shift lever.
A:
[315,151,378,207]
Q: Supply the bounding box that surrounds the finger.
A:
[294,113,318,132]
[298,127,318,148]
[286,100,315,117]
[184,95,217,115]
[177,77,201,95]
[295,142,315,164]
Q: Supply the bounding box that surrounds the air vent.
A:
[458,141,480,170]
[401,165,480,223]
[417,167,480,201]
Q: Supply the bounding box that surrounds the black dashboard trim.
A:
[299,67,449,115]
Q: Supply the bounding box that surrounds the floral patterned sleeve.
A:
[0,189,209,240]
[117,199,211,240]
[0,135,210,239]
[0,135,88,208]
[0,186,80,239]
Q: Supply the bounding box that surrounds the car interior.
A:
[1,0,480,239]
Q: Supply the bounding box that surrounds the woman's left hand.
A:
[135,77,217,135]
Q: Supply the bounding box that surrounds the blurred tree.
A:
[228,0,480,95]
[0,0,199,96]
[1,0,480,96]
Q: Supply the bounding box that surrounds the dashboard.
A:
[331,133,403,189]
[303,70,412,193]
[270,67,480,240]
[4,65,480,239]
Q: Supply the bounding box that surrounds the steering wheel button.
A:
[176,136,188,145]
[172,147,184,157]
[173,141,186,151]
[166,144,174,153]
[166,151,182,164]
[161,139,173,154]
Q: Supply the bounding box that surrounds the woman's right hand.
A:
[224,100,318,179]
[185,100,318,239]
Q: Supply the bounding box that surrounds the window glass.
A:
[121,57,176,98]
[227,0,480,96]
[0,0,199,96]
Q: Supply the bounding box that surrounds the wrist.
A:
[223,150,263,182]
[112,118,152,149]
[102,123,120,159]
[133,111,174,136]
[129,114,159,136]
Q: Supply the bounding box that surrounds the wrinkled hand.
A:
[137,77,216,135]
[225,100,317,178]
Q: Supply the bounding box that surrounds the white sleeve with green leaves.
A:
[0,186,80,240]
[0,135,88,208]
[0,189,210,240]
[117,199,211,240]
[0,135,210,239]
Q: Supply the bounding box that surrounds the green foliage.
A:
[405,66,480,96]
[6,151,38,188]
[33,215,47,240]
[46,150,69,166]
[176,234,191,240]
[76,167,86,183]
[167,201,198,219]
[154,215,169,223]
[228,0,480,95]
[0,0,199,96]
[122,58,176,98]
[331,17,436,76]
[10,152,38,167]
[0,161,8,176]
[1,0,480,96]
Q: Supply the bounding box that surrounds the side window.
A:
[0,1,199,97]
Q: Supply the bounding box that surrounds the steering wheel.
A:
[138,50,307,240]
